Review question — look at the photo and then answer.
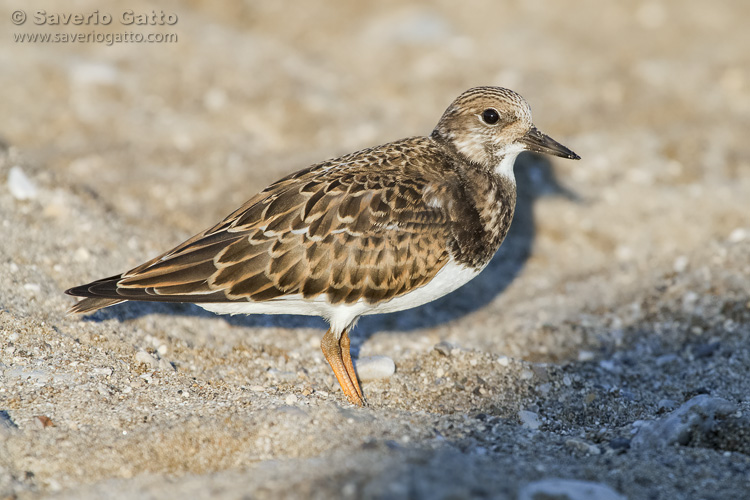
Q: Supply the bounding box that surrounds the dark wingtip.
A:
[65,275,127,315]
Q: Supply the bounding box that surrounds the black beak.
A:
[520,126,580,160]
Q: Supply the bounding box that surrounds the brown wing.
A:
[67,138,462,312]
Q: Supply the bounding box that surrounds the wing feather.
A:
[66,137,465,313]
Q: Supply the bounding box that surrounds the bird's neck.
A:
[449,164,518,268]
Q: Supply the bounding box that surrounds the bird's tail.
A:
[67,297,124,315]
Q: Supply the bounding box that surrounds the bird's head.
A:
[432,86,580,177]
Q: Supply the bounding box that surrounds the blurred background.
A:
[3,0,748,354]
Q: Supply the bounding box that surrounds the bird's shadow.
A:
[82,153,578,343]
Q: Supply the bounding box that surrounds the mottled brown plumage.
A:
[67,86,580,406]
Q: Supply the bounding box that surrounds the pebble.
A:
[692,342,720,359]
[518,410,541,430]
[69,62,118,86]
[518,478,626,500]
[33,416,55,429]
[728,228,747,243]
[598,360,619,373]
[433,341,453,356]
[134,350,159,369]
[657,399,677,412]
[203,87,228,111]
[565,438,601,455]
[632,395,738,448]
[673,255,689,273]
[496,355,510,367]
[655,353,679,367]
[578,350,595,362]
[7,166,38,201]
[91,367,113,377]
[158,358,176,372]
[285,394,298,405]
[356,356,395,381]
[73,247,91,262]
[608,437,631,450]
[266,369,297,381]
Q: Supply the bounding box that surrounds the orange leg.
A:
[340,330,363,400]
[321,328,365,406]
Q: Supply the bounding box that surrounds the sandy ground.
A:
[1,1,750,498]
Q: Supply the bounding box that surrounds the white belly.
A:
[198,259,483,334]
[362,259,482,315]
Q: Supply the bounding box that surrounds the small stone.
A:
[433,341,453,356]
[728,228,747,243]
[73,247,91,262]
[693,342,720,359]
[285,394,298,405]
[91,367,113,377]
[608,437,631,450]
[655,353,679,367]
[657,399,677,412]
[266,369,297,381]
[356,356,395,381]
[518,410,541,430]
[7,166,38,201]
[69,62,118,86]
[203,88,228,111]
[519,478,626,500]
[134,350,158,368]
[158,358,176,372]
[578,350,595,362]
[673,255,689,273]
[565,438,601,455]
[34,416,55,428]
[632,395,738,449]
[496,355,510,367]
[598,360,619,373]
[341,482,356,497]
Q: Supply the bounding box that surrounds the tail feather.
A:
[66,274,125,314]
[67,297,124,315]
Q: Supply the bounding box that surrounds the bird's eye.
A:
[481,108,500,125]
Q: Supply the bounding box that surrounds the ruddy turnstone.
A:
[66,86,579,406]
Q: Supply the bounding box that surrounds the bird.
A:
[66,86,580,407]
